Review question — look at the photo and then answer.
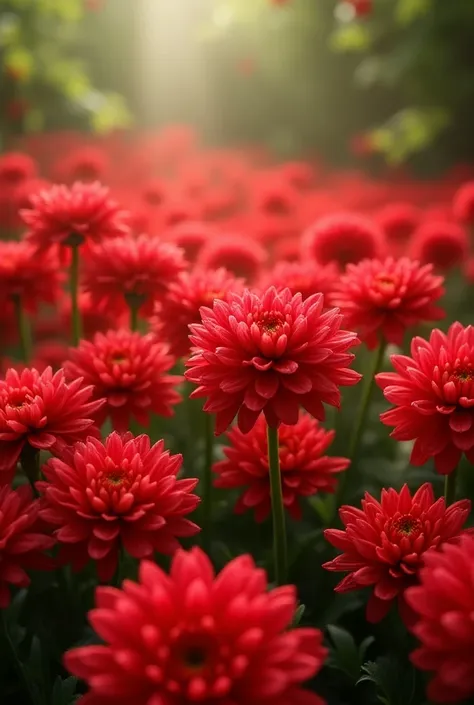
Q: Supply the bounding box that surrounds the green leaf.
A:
[395,0,432,26]
[357,658,417,705]
[327,625,361,681]
[330,24,372,53]
[90,92,133,134]
[293,604,306,626]
[51,675,78,705]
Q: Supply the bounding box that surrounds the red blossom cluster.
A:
[0,127,473,705]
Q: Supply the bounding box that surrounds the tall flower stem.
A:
[201,413,214,554]
[1,612,40,705]
[12,294,32,362]
[70,243,82,346]
[444,467,458,505]
[20,445,40,497]
[125,292,144,333]
[348,340,387,466]
[267,425,287,586]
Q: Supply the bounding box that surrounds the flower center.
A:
[374,273,397,292]
[453,366,474,383]
[103,468,129,488]
[182,645,208,671]
[109,350,128,365]
[203,290,225,305]
[392,515,422,536]
[256,311,285,334]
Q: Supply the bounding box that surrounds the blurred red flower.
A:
[83,234,187,317]
[64,329,181,432]
[259,260,338,301]
[302,212,384,268]
[406,534,474,704]
[64,547,327,705]
[331,256,445,349]
[453,180,474,225]
[0,152,37,187]
[411,221,468,271]
[0,241,63,313]
[214,413,350,521]
[198,234,267,281]
[153,267,245,358]
[324,483,470,624]
[0,485,55,608]
[38,433,200,582]
[0,367,103,481]
[186,287,361,435]
[377,323,474,474]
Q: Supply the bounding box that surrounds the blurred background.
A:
[2,0,474,173]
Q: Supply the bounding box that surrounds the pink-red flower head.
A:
[302,212,384,269]
[0,240,63,313]
[411,221,468,271]
[64,329,181,432]
[259,260,338,302]
[214,413,350,521]
[164,221,214,262]
[453,180,474,226]
[0,484,55,608]
[198,234,267,282]
[153,268,245,359]
[377,323,474,475]
[331,257,445,349]
[38,433,200,582]
[375,202,421,248]
[324,483,470,625]
[0,152,37,187]
[22,181,130,249]
[186,287,361,435]
[64,546,327,705]
[0,367,103,481]
[83,234,187,317]
[406,534,474,703]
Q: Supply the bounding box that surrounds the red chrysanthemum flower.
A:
[376,323,474,474]
[0,240,63,313]
[0,367,103,480]
[164,221,214,262]
[259,260,338,302]
[214,413,350,521]
[153,268,245,359]
[0,484,55,608]
[56,146,109,184]
[324,483,470,624]
[185,287,361,435]
[198,234,267,281]
[64,547,327,705]
[22,181,130,250]
[453,180,474,226]
[375,203,421,248]
[406,534,474,703]
[83,234,187,317]
[411,221,468,271]
[331,257,445,349]
[38,433,200,582]
[64,329,181,432]
[301,213,384,269]
[0,152,37,187]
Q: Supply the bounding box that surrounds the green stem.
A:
[20,445,40,497]
[70,243,82,346]
[1,612,39,705]
[444,467,458,505]
[12,294,32,363]
[129,301,139,332]
[267,425,288,586]
[201,413,214,554]
[348,340,387,465]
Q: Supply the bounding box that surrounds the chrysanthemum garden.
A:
[1,1,474,704]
